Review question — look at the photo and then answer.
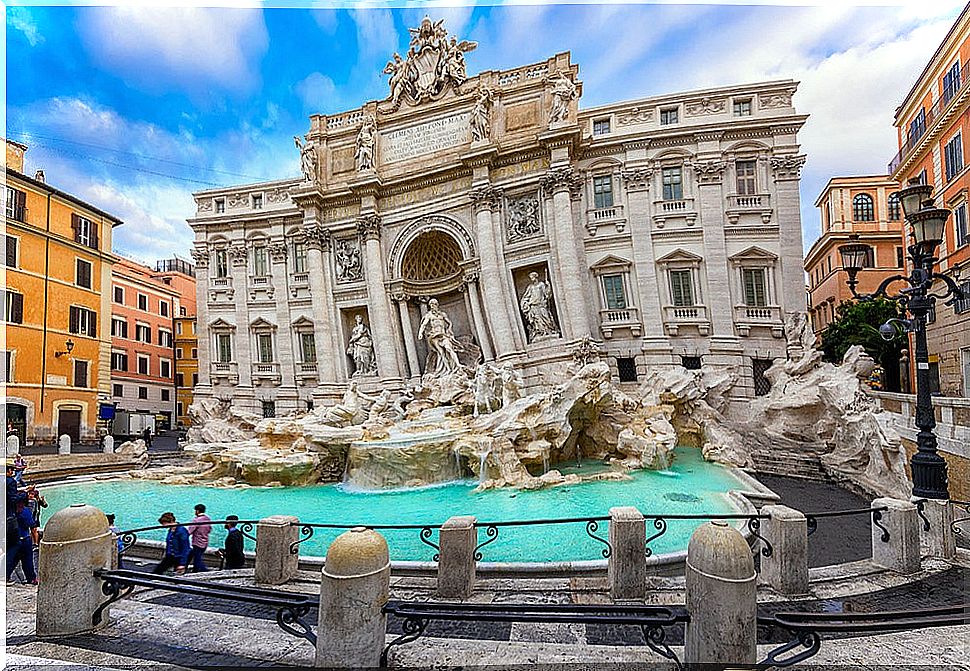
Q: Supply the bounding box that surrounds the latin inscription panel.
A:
[381,113,470,164]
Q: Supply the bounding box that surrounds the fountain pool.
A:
[43,448,759,563]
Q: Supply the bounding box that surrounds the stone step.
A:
[749,450,826,480]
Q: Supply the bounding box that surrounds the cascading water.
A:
[453,446,463,478]
[478,449,491,484]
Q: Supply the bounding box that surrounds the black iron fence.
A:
[118,519,259,556]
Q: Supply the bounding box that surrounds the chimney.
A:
[34,169,45,183]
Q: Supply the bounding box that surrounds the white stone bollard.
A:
[916,499,956,560]
[6,434,20,455]
[437,515,477,599]
[102,435,114,454]
[759,505,809,595]
[254,515,300,585]
[316,527,390,668]
[871,497,920,574]
[58,434,71,454]
[36,504,115,637]
[608,506,646,600]
[685,521,757,667]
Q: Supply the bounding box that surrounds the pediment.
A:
[209,318,236,330]
[729,246,778,262]
[657,249,704,264]
[291,316,315,328]
[249,317,278,330]
[589,254,633,271]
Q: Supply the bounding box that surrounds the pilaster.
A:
[357,214,402,382]
[302,219,338,383]
[541,167,589,339]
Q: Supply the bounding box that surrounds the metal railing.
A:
[951,500,970,536]
[117,519,259,555]
[804,506,891,540]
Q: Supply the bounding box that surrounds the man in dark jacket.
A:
[152,512,190,575]
[6,495,37,584]
[219,515,246,570]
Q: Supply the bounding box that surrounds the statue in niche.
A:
[355,115,376,172]
[417,298,462,377]
[506,194,540,241]
[322,379,378,427]
[293,136,317,182]
[334,239,362,282]
[520,271,559,341]
[549,71,578,125]
[347,314,377,376]
[469,87,493,143]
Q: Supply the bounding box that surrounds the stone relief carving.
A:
[417,297,462,377]
[469,86,494,143]
[621,167,654,191]
[685,97,726,116]
[228,244,248,267]
[355,116,377,172]
[468,185,503,212]
[333,238,363,283]
[195,198,213,213]
[548,71,578,125]
[759,91,794,108]
[227,193,248,209]
[346,314,377,376]
[770,154,807,180]
[520,271,559,342]
[571,334,601,368]
[382,17,478,109]
[506,192,541,242]
[692,159,728,184]
[265,188,290,205]
[617,107,653,126]
[294,136,318,182]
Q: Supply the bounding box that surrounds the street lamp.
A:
[54,339,75,358]
[838,181,965,500]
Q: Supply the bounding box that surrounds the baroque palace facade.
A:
[190,19,808,415]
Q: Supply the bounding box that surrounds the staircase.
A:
[749,449,827,481]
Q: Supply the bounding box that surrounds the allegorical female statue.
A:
[347,314,377,376]
[355,115,376,172]
[520,272,559,341]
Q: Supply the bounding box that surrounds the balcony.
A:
[598,306,641,339]
[662,305,710,336]
[210,361,239,385]
[733,304,784,337]
[252,361,282,385]
[652,198,697,227]
[296,361,318,385]
[585,204,627,235]
[290,272,311,299]
[725,193,772,224]
[248,275,275,302]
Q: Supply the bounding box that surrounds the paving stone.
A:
[509,622,586,644]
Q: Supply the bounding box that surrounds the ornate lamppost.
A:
[838,181,965,499]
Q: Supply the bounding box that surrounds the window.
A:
[176,322,183,335]
[161,389,170,401]
[73,360,88,388]
[292,241,307,274]
[955,280,970,313]
[158,329,172,348]
[217,334,232,363]
[6,187,26,222]
[592,175,614,209]
[111,317,128,339]
[945,133,964,181]
[887,193,901,221]
[5,291,24,324]
[262,401,276,418]
[943,60,961,103]
[752,358,773,396]
[113,384,123,397]
[253,246,268,276]
[176,372,185,387]
[852,194,874,221]
[135,324,151,344]
[592,118,611,136]
[253,194,263,210]
[742,268,768,307]
[300,332,317,363]
[257,333,274,363]
[735,160,757,195]
[111,352,128,371]
[908,108,926,144]
[681,356,702,370]
[159,301,169,317]
[669,269,695,307]
[956,204,969,247]
[733,99,752,117]
[916,168,927,185]
[602,274,627,310]
[192,373,198,386]
[72,214,98,250]
[215,198,225,213]
[214,249,229,278]
[659,107,678,125]
[138,386,148,400]
[69,306,97,336]
[137,293,148,311]
[176,347,184,359]
[861,247,875,268]
[137,355,150,375]
[661,167,683,200]
[160,359,171,378]
[180,307,186,316]
[113,286,124,304]
[616,357,638,382]
[75,259,92,289]
[177,402,184,417]
[5,235,18,267]
[3,351,13,383]
[896,246,905,268]
[191,348,198,358]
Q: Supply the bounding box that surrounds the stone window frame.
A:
[592,117,611,136]
[852,193,875,222]
[732,97,753,117]
[211,246,230,278]
[215,198,226,214]
[589,255,637,314]
[251,317,278,365]
[292,316,317,365]
[285,228,309,276]
[159,357,172,380]
[724,145,770,198]
[728,246,779,309]
[659,106,680,126]
[250,237,271,278]
[252,193,264,210]
[72,358,90,388]
[136,353,151,376]
[656,249,705,309]
[652,151,694,202]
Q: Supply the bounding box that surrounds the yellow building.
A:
[4,139,123,444]
[174,315,198,427]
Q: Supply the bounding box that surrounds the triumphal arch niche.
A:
[190,13,808,412]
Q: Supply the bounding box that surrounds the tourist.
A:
[12,453,26,485]
[219,515,245,570]
[152,512,190,575]
[6,495,38,585]
[6,462,21,509]
[142,426,153,449]
[25,485,47,525]
[106,513,124,569]
[187,504,212,573]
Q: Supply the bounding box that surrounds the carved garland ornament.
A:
[617,107,653,126]
[685,97,726,116]
[195,198,213,213]
[621,167,654,192]
[759,91,794,109]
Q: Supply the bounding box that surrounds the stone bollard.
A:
[916,499,956,560]
[6,434,20,455]
[254,515,300,585]
[871,497,920,574]
[759,505,809,595]
[685,521,757,667]
[58,434,71,454]
[316,527,390,668]
[36,504,115,637]
[102,435,114,454]
[608,506,646,600]
[437,515,477,599]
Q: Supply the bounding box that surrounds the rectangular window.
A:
[5,291,24,324]
[73,360,88,388]
[252,194,263,209]
[177,372,185,387]
[253,246,268,276]
[945,133,963,181]
[669,269,695,307]
[733,99,752,117]
[111,352,128,371]
[75,259,92,289]
[955,280,970,314]
[681,355,702,370]
[735,160,757,195]
[955,204,969,247]
[300,332,317,363]
[661,167,683,200]
[176,321,183,335]
[214,249,229,278]
[602,274,627,310]
[191,348,198,358]
[896,246,905,268]
[863,247,875,268]
[908,108,926,145]
[192,373,198,386]
[176,347,183,359]
[592,175,614,209]
[659,107,679,125]
[160,359,171,379]
[158,329,172,347]
[69,306,97,336]
[943,60,961,103]
[72,215,97,250]
[215,198,225,213]
[6,187,26,222]
[217,333,232,363]
[177,402,184,417]
[159,301,169,317]
[135,324,151,344]
[5,235,18,267]
[161,388,170,401]
[292,241,308,273]
[180,306,186,316]
[592,118,611,136]
[111,317,128,338]
[742,268,768,307]
[113,286,124,304]
[138,356,150,376]
[3,350,13,383]
[262,401,276,418]
[257,333,274,363]
[616,357,638,383]
[137,293,148,311]
[113,383,123,397]
[138,386,148,400]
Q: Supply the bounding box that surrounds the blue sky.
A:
[5,1,966,264]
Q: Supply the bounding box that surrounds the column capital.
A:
[228,242,248,267]
[267,241,288,264]
[542,166,583,199]
[770,153,807,181]
[356,213,382,241]
[190,244,209,269]
[469,185,503,212]
[303,224,331,251]
[621,167,654,192]
[692,159,727,185]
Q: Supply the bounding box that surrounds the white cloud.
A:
[7,7,44,46]
[77,7,268,95]
[294,72,338,114]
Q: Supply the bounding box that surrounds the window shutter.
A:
[69,306,79,333]
[89,222,99,250]
[71,214,81,243]
[89,311,97,337]
[15,190,26,213]
[12,293,23,324]
[5,237,17,267]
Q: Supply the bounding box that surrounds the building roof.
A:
[113,257,181,297]
[6,167,125,227]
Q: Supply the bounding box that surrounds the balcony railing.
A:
[598,306,641,338]
[663,305,709,322]
[734,304,782,323]
[587,204,625,222]
[291,272,309,285]
[655,197,694,213]
[211,277,231,287]
[252,361,280,377]
[210,361,239,383]
[727,193,770,210]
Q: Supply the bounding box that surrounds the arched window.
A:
[887,193,901,221]
[853,194,875,221]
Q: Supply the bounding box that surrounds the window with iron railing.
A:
[943,61,962,104]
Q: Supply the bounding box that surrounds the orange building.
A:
[174,315,198,427]
[4,139,123,444]
[889,4,970,396]
[805,176,906,334]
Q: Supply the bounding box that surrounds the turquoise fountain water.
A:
[43,448,748,563]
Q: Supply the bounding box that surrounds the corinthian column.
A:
[357,214,402,381]
[542,167,590,339]
[469,186,519,357]
[302,220,337,383]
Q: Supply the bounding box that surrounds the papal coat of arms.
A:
[384,17,477,108]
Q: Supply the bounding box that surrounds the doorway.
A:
[57,408,82,443]
[6,403,27,445]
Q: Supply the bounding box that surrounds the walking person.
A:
[187,504,211,573]
[152,512,189,575]
[219,515,246,570]
[6,495,38,585]
[142,426,152,449]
